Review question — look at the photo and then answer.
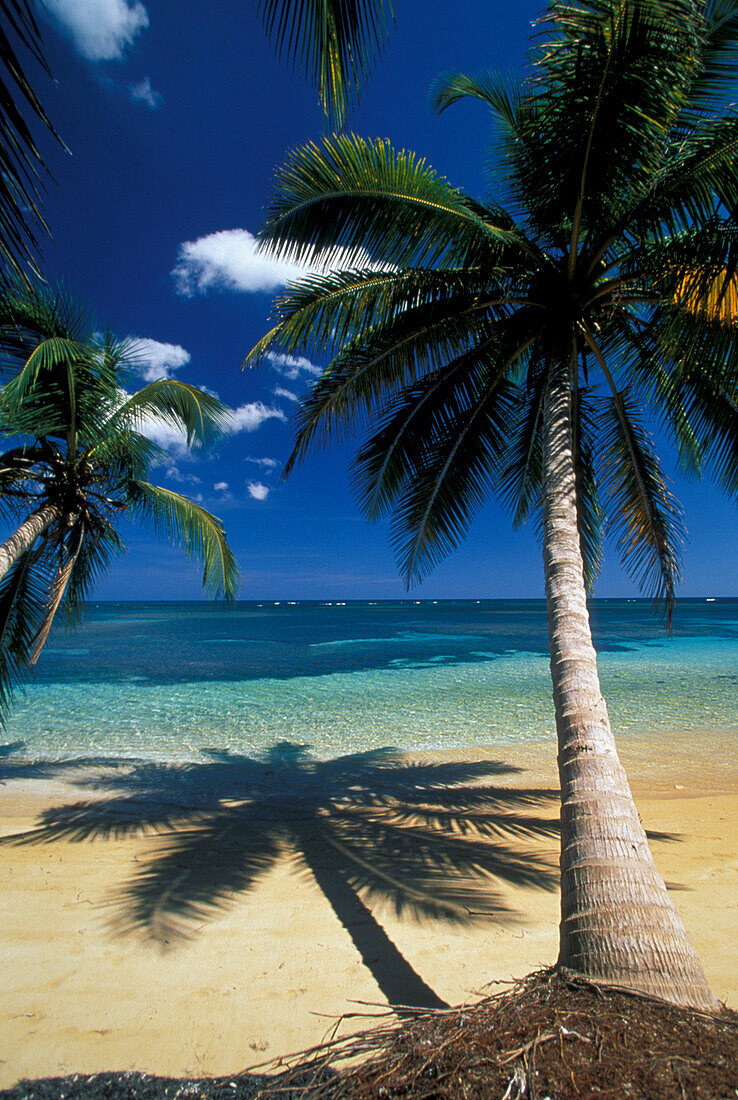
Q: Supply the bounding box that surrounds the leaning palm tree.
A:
[0,280,238,720]
[248,0,738,1010]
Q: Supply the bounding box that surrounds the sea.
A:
[3,598,737,762]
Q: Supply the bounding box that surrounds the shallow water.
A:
[5,598,737,761]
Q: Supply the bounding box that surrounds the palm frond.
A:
[572,386,604,593]
[261,133,527,273]
[687,0,738,111]
[0,543,53,725]
[521,0,702,246]
[599,389,684,625]
[0,0,64,279]
[125,482,239,599]
[284,290,505,474]
[256,0,394,128]
[111,380,230,448]
[247,266,501,368]
[498,352,546,527]
[432,69,524,129]
[60,518,125,629]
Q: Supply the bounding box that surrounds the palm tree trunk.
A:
[0,504,58,582]
[541,353,718,1011]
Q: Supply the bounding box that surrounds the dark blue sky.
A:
[25,0,737,599]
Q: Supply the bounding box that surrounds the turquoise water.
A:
[4,599,737,761]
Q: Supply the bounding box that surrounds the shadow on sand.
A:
[0,739,678,1011]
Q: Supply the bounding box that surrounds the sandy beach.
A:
[0,733,735,1090]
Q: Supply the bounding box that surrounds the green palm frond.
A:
[256,0,394,128]
[60,517,125,629]
[126,481,239,599]
[0,0,64,279]
[388,369,521,586]
[599,389,684,625]
[687,0,738,111]
[111,379,230,448]
[348,339,524,585]
[261,133,527,272]
[0,280,239,725]
[525,0,701,246]
[86,429,166,483]
[255,0,737,637]
[284,291,501,473]
[572,387,604,593]
[0,544,53,723]
[248,266,499,367]
[498,354,546,527]
[432,69,524,129]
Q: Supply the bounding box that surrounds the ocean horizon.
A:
[4,597,737,763]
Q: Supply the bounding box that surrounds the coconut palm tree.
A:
[0,280,238,720]
[247,0,738,1010]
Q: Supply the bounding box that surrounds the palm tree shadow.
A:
[4,741,565,1011]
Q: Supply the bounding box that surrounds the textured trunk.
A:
[541,354,718,1011]
[0,505,59,582]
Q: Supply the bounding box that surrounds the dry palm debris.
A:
[3,970,737,1099]
[250,968,738,1099]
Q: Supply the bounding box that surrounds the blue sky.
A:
[25,0,737,600]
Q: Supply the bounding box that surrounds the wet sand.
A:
[0,734,735,1089]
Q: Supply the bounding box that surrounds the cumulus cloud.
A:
[121,394,284,457]
[247,482,270,502]
[136,416,190,455]
[273,385,298,402]
[214,481,229,492]
[130,337,191,381]
[172,228,384,297]
[266,352,322,380]
[226,402,286,434]
[245,457,280,470]
[172,230,306,296]
[162,464,201,485]
[129,77,163,109]
[44,0,149,61]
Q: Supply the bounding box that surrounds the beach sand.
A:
[0,734,735,1089]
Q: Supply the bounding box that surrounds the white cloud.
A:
[172,230,306,296]
[44,0,149,61]
[266,352,322,380]
[162,464,201,485]
[130,337,190,381]
[273,385,298,402]
[245,457,280,470]
[214,481,229,492]
[247,481,270,502]
[137,417,190,454]
[226,402,286,434]
[129,77,163,109]
[172,228,384,297]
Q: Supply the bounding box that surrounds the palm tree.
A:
[0,280,238,720]
[247,0,738,1010]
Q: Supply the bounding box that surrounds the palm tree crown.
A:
[251,1,736,610]
[0,280,238,721]
[249,0,737,1009]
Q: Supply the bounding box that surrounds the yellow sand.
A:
[0,734,735,1088]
